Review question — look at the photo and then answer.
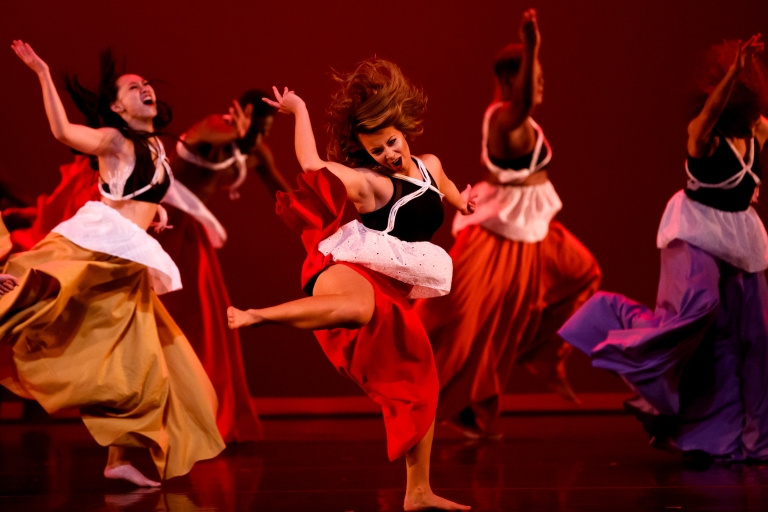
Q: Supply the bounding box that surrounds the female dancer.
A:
[559,35,768,460]
[2,41,224,485]
[153,91,290,443]
[413,9,601,438]
[228,59,474,511]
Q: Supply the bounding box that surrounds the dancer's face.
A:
[111,74,158,122]
[358,126,412,174]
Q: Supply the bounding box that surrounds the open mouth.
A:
[142,98,155,106]
[391,157,403,169]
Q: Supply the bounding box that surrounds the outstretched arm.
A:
[493,9,541,134]
[251,142,292,195]
[11,40,121,156]
[688,34,764,157]
[420,154,477,215]
[183,101,253,146]
[756,115,768,149]
[263,87,372,204]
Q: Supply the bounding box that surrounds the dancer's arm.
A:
[183,101,252,146]
[688,34,764,157]
[252,142,292,194]
[11,40,122,156]
[757,115,768,149]
[492,9,540,135]
[420,154,477,215]
[263,87,372,204]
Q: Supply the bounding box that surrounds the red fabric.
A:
[152,206,262,443]
[4,158,261,443]
[276,169,439,460]
[413,222,601,432]
[8,156,98,251]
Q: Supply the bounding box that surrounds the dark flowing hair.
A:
[326,58,427,168]
[690,40,768,138]
[63,49,172,190]
[494,43,524,79]
[236,88,277,154]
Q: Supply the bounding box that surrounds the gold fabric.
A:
[0,217,225,479]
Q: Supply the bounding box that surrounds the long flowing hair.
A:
[63,50,172,189]
[690,40,768,138]
[326,58,427,168]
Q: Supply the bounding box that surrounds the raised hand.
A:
[10,40,49,75]
[459,185,478,215]
[735,34,764,72]
[229,100,253,139]
[262,86,305,115]
[519,8,540,49]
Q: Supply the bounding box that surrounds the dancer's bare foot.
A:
[404,487,471,511]
[0,274,18,296]
[104,464,161,487]
[227,306,262,329]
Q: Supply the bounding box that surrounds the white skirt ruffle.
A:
[452,180,562,242]
[317,220,452,299]
[52,201,182,294]
[657,190,768,273]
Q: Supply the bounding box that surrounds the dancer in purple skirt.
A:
[559,34,768,460]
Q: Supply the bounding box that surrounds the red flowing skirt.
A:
[413,222,601,431]
[276,169,439,460]
[3,157,260,442]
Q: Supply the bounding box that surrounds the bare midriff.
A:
[486,170,548,186]
[101,197,158,231]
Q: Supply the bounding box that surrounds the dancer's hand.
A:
[733,34,764,73]
[263,86,305,115]
[520,8,540,50]
[10,40,49,75]
[0,274,18,296]
[150,204,173,233]
[458,185,478,215]
[229,100,253,139]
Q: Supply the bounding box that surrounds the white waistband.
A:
[452,180,562,242]
[317,220,452,299]
[51,201,182,294]
[657,190,768,273]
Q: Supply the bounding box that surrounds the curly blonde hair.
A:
[327,58,427,168]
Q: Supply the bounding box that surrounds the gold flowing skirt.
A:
[0,217,225,479]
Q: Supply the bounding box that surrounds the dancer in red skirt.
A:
[228,59,475,511]
[414,9,602,438]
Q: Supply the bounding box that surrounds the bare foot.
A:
[104,464,161,487]
[404,488,471,511]
[227,306,262,329]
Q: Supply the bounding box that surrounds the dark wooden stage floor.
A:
[2,414,768,511]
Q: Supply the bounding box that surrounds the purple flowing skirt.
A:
[559,240,768,460]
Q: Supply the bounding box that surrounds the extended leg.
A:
[228,265,375,330]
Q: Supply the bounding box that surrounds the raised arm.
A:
[251,142,292,195]
[420,154,477,215]
[183,101,252,146]
[263,87,371,204]
[688,34,764,157]
[11,40,121,156]
[756,115,768,149]
[493,9,541,133]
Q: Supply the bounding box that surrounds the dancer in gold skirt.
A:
[1,41,225,486]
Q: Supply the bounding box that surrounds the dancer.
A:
[2,41,224,485]
[559,35,768,460]
[152,92,290,443]
[228,59,474,510]
[413,9,601,438]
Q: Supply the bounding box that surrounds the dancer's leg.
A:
[403,421,470,511]
[228,265,375,330]
[104,446,161,487]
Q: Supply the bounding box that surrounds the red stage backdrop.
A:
[1,0,767,399]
